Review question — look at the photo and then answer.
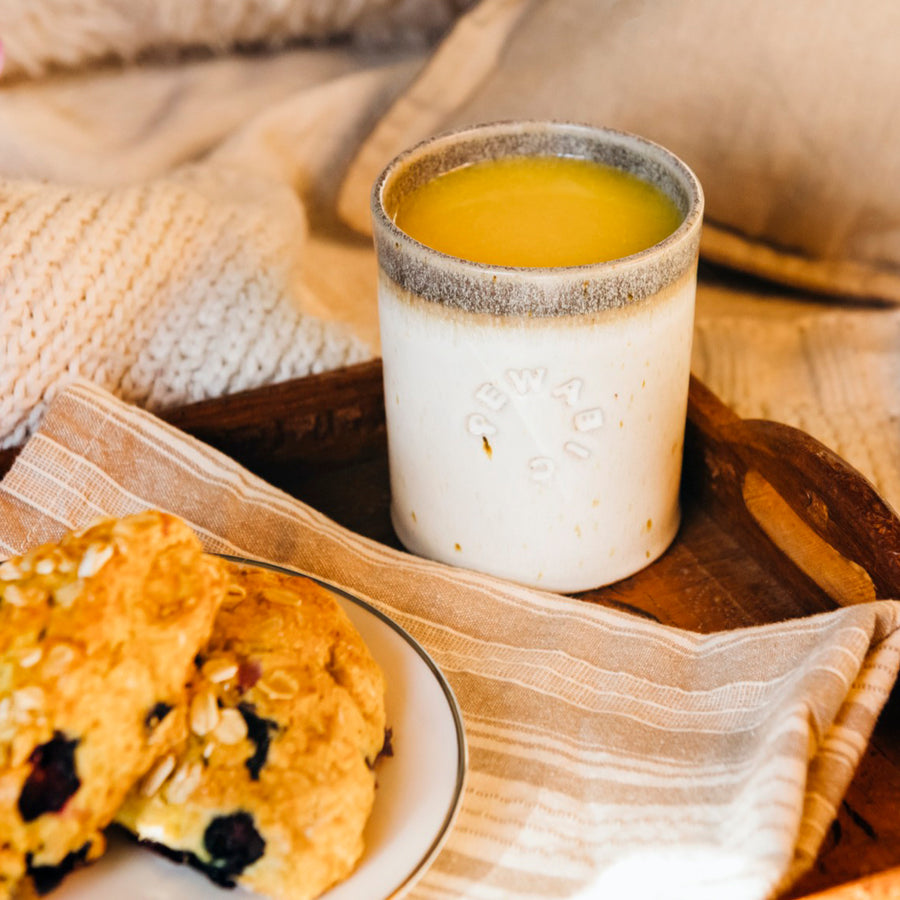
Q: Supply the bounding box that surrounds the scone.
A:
[116,560,387,900]
[0,511,227,898]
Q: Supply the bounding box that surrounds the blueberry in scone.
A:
[0,511,227,898]
[116,561,387,900]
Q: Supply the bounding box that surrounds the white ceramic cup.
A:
[371,121,703,591]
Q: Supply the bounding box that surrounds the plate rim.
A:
[221,555,468,900]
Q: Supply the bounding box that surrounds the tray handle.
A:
[687,377,900,605]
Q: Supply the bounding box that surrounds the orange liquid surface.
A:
[393,155,683,268]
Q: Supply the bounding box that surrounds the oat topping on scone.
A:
[0,511,227,898]
[116,561,387,900]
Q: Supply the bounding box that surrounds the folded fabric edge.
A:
[701,224,900,307]
[781,600,900,893]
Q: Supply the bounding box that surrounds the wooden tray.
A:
[3,362,900,898]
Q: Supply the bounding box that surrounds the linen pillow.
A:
[338,0,900,304]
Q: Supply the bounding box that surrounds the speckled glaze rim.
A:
[371,120,704,317]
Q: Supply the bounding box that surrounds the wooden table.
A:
[3,360,899,898]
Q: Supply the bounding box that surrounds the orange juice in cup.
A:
[372,122,703,591]
[393,155,683,268]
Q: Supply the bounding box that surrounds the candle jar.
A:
[371,121,703,592]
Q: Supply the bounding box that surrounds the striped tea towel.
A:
[1,379,899,900]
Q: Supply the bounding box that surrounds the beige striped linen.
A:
[2,380,899,900]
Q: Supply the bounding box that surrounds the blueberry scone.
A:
[0,511,227,898]
[116,560,387,900]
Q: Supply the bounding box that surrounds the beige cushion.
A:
[339,0,900,304]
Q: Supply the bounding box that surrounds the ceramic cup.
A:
[371,121,703,591]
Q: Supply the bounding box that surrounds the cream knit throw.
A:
[0,163,368,449]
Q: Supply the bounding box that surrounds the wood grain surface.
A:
[2,362,899,898]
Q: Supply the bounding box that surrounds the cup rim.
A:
[371,119,704,277]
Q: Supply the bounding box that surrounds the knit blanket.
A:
[0,0,464,448]
[0,163,374,447]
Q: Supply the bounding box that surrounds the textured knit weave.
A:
[0,164,368,448]
[692,288,900,514]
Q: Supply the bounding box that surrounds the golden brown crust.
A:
[0,511,226,898]
[116,561,387,900]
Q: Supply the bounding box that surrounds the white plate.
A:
[52,560,467,900]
